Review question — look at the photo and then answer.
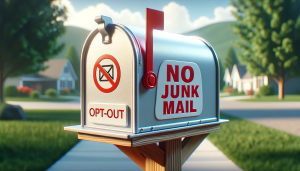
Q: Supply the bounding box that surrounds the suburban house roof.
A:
[40,59,69,79]
[235,65,247,79]
[242,72,252,79]
[21,59,78,80]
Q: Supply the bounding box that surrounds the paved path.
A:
[7,100,80,110]
[220,98,300,137]
[47,139,242,171]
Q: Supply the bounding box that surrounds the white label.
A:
[155,60,203,120]
[87,103,127,127]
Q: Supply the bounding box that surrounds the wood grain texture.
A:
[145,158,165,171]
[165,139,182,171]
[132,125,219,147]
[135,143,165,166]
[116,145,146,170]
[78,133,131,147]
[181,134,208,164]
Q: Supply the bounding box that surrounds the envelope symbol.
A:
[99,65,114,81]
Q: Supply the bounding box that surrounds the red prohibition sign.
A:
[93,54,121,93]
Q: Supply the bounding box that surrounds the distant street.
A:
[7,96,300,137]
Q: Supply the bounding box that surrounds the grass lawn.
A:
[0,110,80,171]
[239,94,300,102]
[5,97,75,102]
[208,113,300,171]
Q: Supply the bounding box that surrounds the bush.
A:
[259,85,274,96]
[246,89,254,95]
[45,89,57,97]
[30,90,40,98]
[230,88,240,95]
[17,86,33,97]
[223,85,231,92]
[296,89,300,95]
[60,88,70,95]
[5,85,18,97]
[226,87,233,93]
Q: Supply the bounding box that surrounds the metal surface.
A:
[80,24,141,133]
[95,15,113,44]
[128,27,219,132]
[64,119,228,139]
[79,21,220,135]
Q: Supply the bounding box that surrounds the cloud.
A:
[59,0,235,33]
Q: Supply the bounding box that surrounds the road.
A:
[220,97,300,137]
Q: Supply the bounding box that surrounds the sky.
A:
[58,0,236,34]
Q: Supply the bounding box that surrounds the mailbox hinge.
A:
[95,15,113,44]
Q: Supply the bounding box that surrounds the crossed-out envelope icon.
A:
[99,65,114,81]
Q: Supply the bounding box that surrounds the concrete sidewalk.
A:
[47,139,242,171]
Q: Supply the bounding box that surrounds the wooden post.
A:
[165,138,182,171]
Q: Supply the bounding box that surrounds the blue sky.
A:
[61,0,235,33]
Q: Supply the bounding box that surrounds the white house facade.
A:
[5,59,78,94]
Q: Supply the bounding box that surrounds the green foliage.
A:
[60,88,70,95]
[4,85,17,97]
[0,110,80,171]
[297,89,300,95]
[208,113,300,171]
[65,44,80,90]
[259,85,274,96]
[0,0,67,103]
[29,90,40,98]
[45,88,57,97]
[224,46,239,69]
[223,85,231,92]
[230,88,239,95]
[231,0,300,98]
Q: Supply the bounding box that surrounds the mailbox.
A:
[65,9,227,139]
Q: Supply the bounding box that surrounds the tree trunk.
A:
[0,70,4,103]
[278,76,284,100]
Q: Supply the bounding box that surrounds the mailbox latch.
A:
[95,15,113,44]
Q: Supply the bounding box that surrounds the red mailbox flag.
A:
[142,8,164,89]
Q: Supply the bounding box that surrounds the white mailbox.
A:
[65,9,228,139]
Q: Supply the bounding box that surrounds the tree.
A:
[65,44,80,90]
[224,46,239,69]
[231,0,300,100]
[0,0,67,103]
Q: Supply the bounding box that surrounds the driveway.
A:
[220,98,300,137]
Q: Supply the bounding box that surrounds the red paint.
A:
[93,54,121,93]
[185,100,189,113]
[161,85,168,99]
[142,8,164,89]
[89,108,95,116]
[176,100,184,113]
[191,85,199,97]
[181,85,190,98]
[163,100,174,115]
[107,109,113,118]
[190,100,197,112]
[170,85,179,98]
[181,66,194,83]
[167,64,179,82]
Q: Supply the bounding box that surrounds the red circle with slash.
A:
[93,54,121,93]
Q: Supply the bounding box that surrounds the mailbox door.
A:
[129,27,219,133]
[81,24,141,133]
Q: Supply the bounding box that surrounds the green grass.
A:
[239,95,300,102]
[5,97,75,102]
[208,113,300,171]
[0,110,80,171]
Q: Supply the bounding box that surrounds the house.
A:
[4,59,78,94]
[223,68,232,86]
[224,64,300,94]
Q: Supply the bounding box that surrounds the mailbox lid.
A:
[128,26,219,132]
[81,24,141,133]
